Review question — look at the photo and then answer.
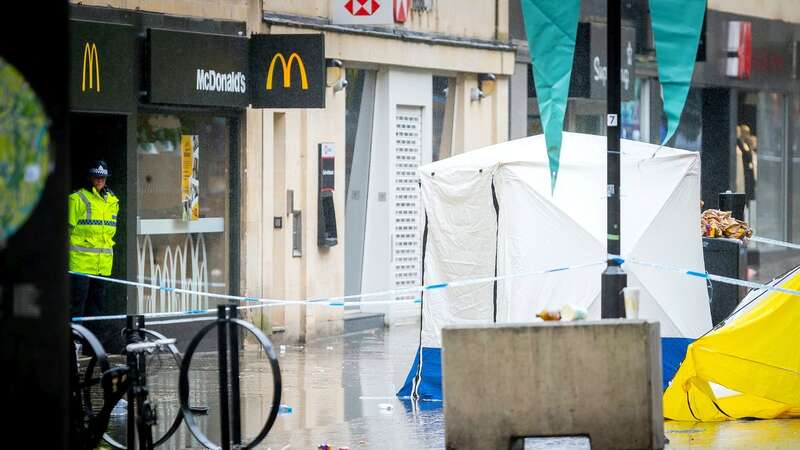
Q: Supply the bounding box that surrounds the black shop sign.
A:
[250,34,326,109]
[69,20,136,113]
[147,29,249,108]
[565,23,636,101]
[588,24,636,101]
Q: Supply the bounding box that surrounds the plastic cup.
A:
[560,304,588,321]
[623,287,640,319]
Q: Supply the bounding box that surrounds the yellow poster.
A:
[180,135,199,221]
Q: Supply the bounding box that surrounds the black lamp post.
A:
[601,0,628,318]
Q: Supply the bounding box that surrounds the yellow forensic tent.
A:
[664,265,800,421]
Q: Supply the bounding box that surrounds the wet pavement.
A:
[103,321,800,449]
[665,419,800,450]
[106,322,443,449]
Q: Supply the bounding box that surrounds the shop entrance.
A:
[69,112,129,348]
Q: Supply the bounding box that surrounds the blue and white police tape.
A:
[69,272,296,306]
[610,255,800,298]
[71,308,218,322]
[70,260,606,322]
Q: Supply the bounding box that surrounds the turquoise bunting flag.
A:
[649,0,706,144]
[520,0,581,192]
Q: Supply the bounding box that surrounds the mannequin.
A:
[735,124,757,221]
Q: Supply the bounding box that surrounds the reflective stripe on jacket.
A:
[68,187,119,276]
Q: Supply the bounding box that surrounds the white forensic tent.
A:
[399,132,712,400]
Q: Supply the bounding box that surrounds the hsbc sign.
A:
[330,0,393,25]
[345,0,381,16]
[394,0,410,23]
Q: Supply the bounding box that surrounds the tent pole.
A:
[602,0,627,318]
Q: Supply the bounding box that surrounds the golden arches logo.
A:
[266,52,308,91]
[81,42,101,92]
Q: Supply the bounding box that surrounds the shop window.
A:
[667,88,702,152]
[527,98,542,136]
[526,65,543,136]
[135,113,231,314]
[621,78,644,141]
[412,0,432,12]
[566,98,605,136]
[432,76,454,161]
[751,92,786,241]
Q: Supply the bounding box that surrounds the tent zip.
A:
[411,210,430,399]
[491,179,499,323]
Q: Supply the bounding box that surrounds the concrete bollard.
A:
[442,320,663,450]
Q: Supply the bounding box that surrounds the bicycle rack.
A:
[99,315,185,450]
[71,306,282,450]
[70,323,130,450]
[178,304,282,450]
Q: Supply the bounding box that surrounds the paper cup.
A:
[623,287,640,319]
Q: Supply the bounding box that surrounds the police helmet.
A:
[87,160,110,178]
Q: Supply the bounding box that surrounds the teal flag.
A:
[649,0,706,144]
[520,0,580,192]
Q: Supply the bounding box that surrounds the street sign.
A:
[250,34,326,109]
[330,0,393,25]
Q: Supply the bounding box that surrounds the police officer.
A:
[69,160,119,318]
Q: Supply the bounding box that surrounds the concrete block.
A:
[442,320,663,450]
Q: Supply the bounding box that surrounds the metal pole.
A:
[228,304,242,446]
[125,314,145,448]
[217,305,231,450]
[601,0,627,318]
[126,324,136,448]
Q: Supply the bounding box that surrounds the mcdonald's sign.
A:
[82,42,101,92]
[266,52,309,91]
[250,34,325,109]
[148,29,249,108]
[70,20,136,112]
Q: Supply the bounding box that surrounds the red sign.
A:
[344,0,382,16]
[738,21,752,79]
[394,0,409,23]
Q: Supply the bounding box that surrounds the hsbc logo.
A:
[331,0,393,24]
[344,0,381,16]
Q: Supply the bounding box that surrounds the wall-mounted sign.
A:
[318,142,337,247]
[726,21,752,79]
[319,142,335,191]
[331,0,393,25]
[70,20,136,113]
[250,34,326,109]
[148,29,249,108]
[394,0,410,23]
[587,24,636,101]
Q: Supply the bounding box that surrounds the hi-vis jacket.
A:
[68,187,119,276]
